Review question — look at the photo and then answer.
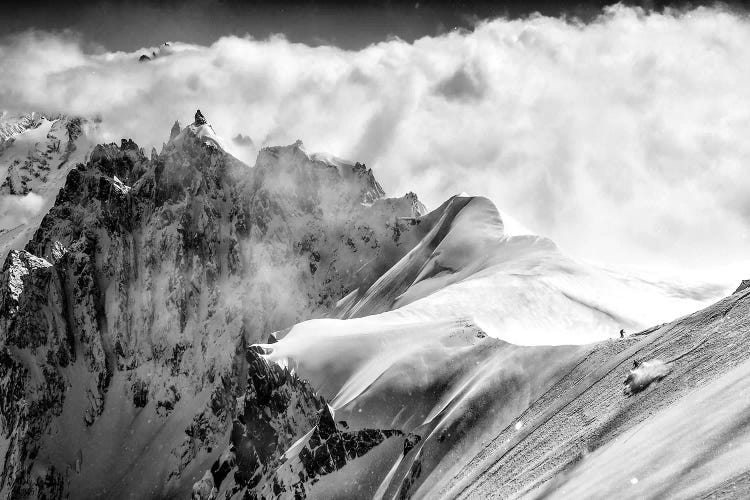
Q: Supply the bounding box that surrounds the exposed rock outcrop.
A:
[170,120,182,141]
[0,110,425,498]
[194,347,418,499]
[194,110,208,126]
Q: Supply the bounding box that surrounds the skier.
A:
[619,329,625,339]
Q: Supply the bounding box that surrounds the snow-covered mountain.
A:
[247,193,726,499]
[438,285,750,500]
[0,109,739,500]
[0,112,98,261]
[0,111,426,498]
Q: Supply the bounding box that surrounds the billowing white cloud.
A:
[1,6,750,277]
[0,192,45,228]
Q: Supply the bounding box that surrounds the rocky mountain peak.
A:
[253,141,387,209]
[194,109,208,126]
[164,109,227,154]
[169,120,181,141]
[404,191,427,217]
[0,108,429,498]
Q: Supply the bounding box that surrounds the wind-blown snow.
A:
[337,196,717,344]
[263,196,722,415]
[257,194,725,497]
[497,209,534,236]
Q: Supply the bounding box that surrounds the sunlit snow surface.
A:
[270,196,719,354]
[256,195,728,498]
[0,115,98,260]
[172,122,226,151]
[264,196,723,411]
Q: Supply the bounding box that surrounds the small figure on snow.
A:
[619,329,625,339]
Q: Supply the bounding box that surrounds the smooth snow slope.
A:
[440,286,750,500]
[258,195,725,498]
[262,315,588,499]
[332,195,718,346]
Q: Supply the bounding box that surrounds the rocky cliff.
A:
[0,111,424,498]
[192,346,418,500]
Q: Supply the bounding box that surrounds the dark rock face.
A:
[226,349,326,491]
[195,110,208,126]
[0,250,70,497]
[194,348,419,499]
[139,54,151,62]
[285,413,404,498]
[298,409,405,475]
[0,114,425,498]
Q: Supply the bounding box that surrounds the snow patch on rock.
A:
[3,250,51,303]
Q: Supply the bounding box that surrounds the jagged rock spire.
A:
[194,110,207,126]
[169,120,181,141]
[405,192,427,217]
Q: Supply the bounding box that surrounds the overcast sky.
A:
[2,1,750,283]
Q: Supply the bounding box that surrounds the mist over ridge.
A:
[2,4,750,279]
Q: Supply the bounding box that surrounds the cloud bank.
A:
[2,5,750,277]
[0,192,44,228]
